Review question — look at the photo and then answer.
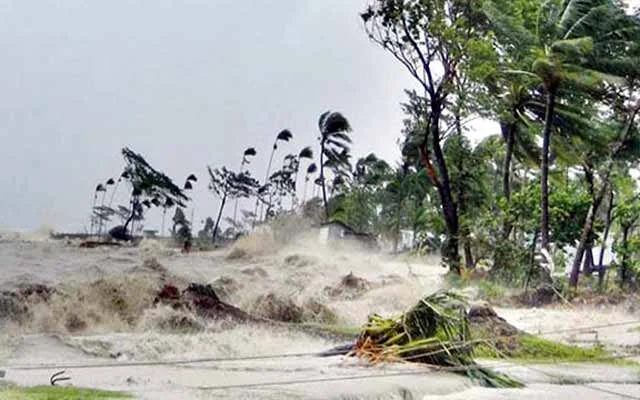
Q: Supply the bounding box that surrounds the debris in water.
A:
[324,272,371,299]
[154,283,261,323]
[252,293,304,323]
[350,290,523,388]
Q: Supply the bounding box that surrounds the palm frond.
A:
[306,163,318,174]
[277,129,293,142]
[319,110,352,135]
[298,146,313,159]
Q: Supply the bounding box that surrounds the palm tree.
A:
[292,146,314,209]
[303,163,318,203]
[161,198,175,237]
[318,111,352,218]
[96,178,116,235]
[183,174,197,229]
[234,147,257,224]
[502,0,639,249]
[90,183,106,236]
[254,130,292,223]
[108,171,130,211]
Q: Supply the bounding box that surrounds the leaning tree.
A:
[114,147,190,240]
[317,110,352,219]
[208,166,260,244]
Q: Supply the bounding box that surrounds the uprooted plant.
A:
[348,290,523,388]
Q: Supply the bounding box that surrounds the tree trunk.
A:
[303,177,309,204]
[583,246,594,276]
[540,89,556,250]
[162,208,167,237]
[212,193,227,244]
[257,144,277,223]
[524,228,540,292]
[502,122,516,239]
[620,226,631,288]
[431,114,460,273]
[123,196,137,236]
[320,143,329,220]
[569,185,606,288]
[598,191,614,289]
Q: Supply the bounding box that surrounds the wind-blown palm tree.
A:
[90,183,106,236]
[291,146,314,209]
[234,147,257,224]
[318,111,352,218]
[501,0,639,249]
[108,171,130,208]
[255,130,293,223]
[303,163,318,203]
[96,178,116,235]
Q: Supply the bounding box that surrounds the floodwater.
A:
[1,230,639,399]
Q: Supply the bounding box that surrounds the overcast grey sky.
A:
[0,0,545,233]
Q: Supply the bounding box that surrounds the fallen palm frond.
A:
[349,290,523,388]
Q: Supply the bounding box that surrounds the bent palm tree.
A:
[303,162,318,203]
[234,147,257,224]
[318,111,352,218]
[291,146,314,209]
[502,0,640,249]
[255,130,293,223]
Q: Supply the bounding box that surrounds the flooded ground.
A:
[1,230,639,399]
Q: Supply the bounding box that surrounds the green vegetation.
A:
[475,334,608,361]
[89,0,640,293]
[1,385,130,400]
[351,290,523,388]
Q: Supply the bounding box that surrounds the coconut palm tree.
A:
[500,0,640,249]
[108,171,130,209]
[161,198,175,237]
[291,146,314,209]
[254,130,293,223]
[96,178,116,235]
[90,183,106,236]
[234,147,257,224]
[302,162,318,203]
[317,111,352,218]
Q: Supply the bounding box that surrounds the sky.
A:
[4,1,635,233]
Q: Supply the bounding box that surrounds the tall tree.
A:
[361,0,493,273]
[258,130,293,221]
[494,0,640,250]
[317,110,352,219]
[118,147,189,238]
[233,147,257,224]
[208,166,260,244]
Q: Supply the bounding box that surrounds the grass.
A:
[474,334,636,365]
[477,280,506,301]
[0,385,130,399]
[298,322,360,339]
